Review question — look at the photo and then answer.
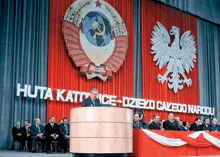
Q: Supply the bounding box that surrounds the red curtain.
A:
[47,0,134,122]
[141,0,199,124]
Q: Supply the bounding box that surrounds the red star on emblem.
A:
[95,0,102,8]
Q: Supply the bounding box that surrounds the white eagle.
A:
[151,22,197,93]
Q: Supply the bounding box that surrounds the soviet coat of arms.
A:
[62,0,128,81]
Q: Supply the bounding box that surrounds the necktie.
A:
[26,126,28,135]
[37,125,41,133]
[65,125,68,134]
[93,99,95,106]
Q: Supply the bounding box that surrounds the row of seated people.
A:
[133,112,219,132]
[12,117,70,153]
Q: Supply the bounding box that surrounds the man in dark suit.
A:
[163,113,180,131]
[133,113,141,129]
[189,118,202,131]
[59,117,70,153]
[45,116,59,153]
[21,120,31,150]
[210,118,219,132]
[200,118,210,131]
[174,117,186,131]
[81,89,101,107]
[12,121,24,148]
[183,121,190,131]
[30,118,46,153]
[150,114,162,130]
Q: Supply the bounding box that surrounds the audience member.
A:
[210,118,219,132]
[149,114,162,130]
[200,118,210,131]
[45,116,59,153]
[189,118,201,131]
[59,117,70,153]
[30,118,45,153]
[133,113,141,129]
[12,121,24,148]
[21,120,31,150]
[175,117,186,131]
[163,113,179,130]
[183,121,189,131]
[139,113,150,129]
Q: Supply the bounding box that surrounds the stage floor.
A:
[0,151,220,157]
[0,150,72,157]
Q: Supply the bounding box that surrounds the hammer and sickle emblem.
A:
[92,19,106,40]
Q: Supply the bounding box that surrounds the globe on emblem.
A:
[83,11,113,47]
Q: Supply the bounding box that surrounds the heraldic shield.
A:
[62,0,128,81]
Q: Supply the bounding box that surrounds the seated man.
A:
[149,114,162,130]
[133,113,141,129]
[200,118,210,131]
[59,117,70,153]
[210,118,219,132]
[81,88,101,107]
[174,117,186,131]
[30,118,45,153]
[45,116,59,153]
[183,121,190,131]
[12,121,24,148]
[21,120,31,150]
[189,118,201,131]
[163,113,180,130]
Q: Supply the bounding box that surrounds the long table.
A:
[131,130,220,157]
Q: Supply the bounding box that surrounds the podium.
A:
[70,107,133,154]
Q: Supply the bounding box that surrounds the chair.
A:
[50,141,59,153]
[35,141,43,152]
[24,140,29,151]
[12,140,21,150]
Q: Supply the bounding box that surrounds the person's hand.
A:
[27,134,30,137]
[161,128,164,130]
[17,133,22,136]
[65,135,70,139]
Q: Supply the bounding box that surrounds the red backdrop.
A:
[47,0,134,122]
[141,0,199,124]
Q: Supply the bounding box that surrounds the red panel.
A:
[141,0,199,124]
[47,0,134,122]
[131,130,220,157]
[131,130,196,157]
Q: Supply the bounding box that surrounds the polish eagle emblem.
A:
[151,22,197,93]
[62,0,128,81]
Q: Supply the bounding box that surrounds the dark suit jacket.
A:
[81,96,101,107]
[189,123,201,131]
[133,121,141,129]
[30,124,45,136]
[140,122,150,129]
[21,126,31,138]
[210,124,219,132]
[149,121,161,130]
[59,124,70,136]
[44,123,58,137]
[178,125,187,131]
[163,120,180,131]
[12,127,22,141]
[200,123,210,131]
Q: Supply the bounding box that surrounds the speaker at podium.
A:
[70,107,133,157]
